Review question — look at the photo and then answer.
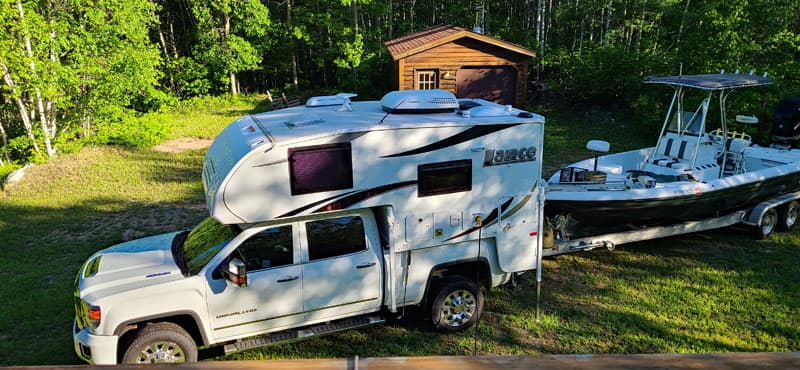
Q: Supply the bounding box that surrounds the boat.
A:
[545,72,800,239]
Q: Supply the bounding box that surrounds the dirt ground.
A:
[152,137,213,153]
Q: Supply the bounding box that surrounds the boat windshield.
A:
[667,105,706,136]
[180,217,239,275]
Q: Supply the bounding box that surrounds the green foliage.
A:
[0,162,20,182]
[166,57,212,97]
[189,0,271,94]
[92,113,168,149]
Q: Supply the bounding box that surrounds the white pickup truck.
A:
[73,90,547,364]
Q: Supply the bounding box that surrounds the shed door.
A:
[456,66,517,105]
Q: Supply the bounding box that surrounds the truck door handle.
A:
[277,275,299,283]
[356,262,376,269]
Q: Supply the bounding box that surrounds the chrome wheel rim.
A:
[762,212,776,236]
[787,206,798,228]
[439,289,477,327]
[134,341,186,363]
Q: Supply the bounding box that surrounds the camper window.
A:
[306,216,367,261]
[235,225,294,272]
[289,143,354,195]
[418,160,472,197]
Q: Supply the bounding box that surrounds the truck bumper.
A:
[73,320,118,365]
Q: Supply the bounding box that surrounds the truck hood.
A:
[78,232,185,298]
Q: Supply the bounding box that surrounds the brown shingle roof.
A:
[385,24,536,61]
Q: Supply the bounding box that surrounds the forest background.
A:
[1,0,799,170]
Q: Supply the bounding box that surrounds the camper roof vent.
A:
[380,90,459,113]
[306,93,358,108]
[466,105,515,118]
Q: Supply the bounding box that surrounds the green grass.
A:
[0,98,797,366]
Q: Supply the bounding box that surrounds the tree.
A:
[189,0,271,95]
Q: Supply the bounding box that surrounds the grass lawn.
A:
[0,96,797,365]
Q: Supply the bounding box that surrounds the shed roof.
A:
[385,24,537,61]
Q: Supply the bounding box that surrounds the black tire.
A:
[430,276,484,332]
[777,201,799,232]
[754,208,778,240]
[121,322,197,364]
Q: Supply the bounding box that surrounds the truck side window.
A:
[307,216,366,261]
[236,225,294,271]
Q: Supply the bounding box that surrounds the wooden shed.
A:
[385,25,536,107]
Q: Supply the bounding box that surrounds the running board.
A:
[554,211,747,253]
[223,315,384,354]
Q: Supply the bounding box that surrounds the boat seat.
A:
[721,137,750,175]
[649,135,694,170]
[646,134,718,177]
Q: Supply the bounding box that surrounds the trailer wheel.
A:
[430,276,484,332]
[754,208,778,239]
[121,322,197,364]
[778,201,799,232]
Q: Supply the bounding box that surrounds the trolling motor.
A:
[770,97,800,149]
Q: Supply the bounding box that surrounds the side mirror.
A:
[586,140,610,153]
[224,258,248,288]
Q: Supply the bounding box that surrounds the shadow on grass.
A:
[0,196,208,366]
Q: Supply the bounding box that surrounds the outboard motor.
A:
[770,96,800,149]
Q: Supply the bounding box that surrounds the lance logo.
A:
[484,146,537,167]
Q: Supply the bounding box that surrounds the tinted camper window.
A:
[418,160,472,197]
[289,143,354,195]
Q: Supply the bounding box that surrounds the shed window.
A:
[418,160,472,197]
[289,143,353,195]
[416,69,439,90]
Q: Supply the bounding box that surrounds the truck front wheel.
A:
[121,322,197,364]
[430,276,484,332]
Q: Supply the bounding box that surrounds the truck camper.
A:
[73,90,548,364]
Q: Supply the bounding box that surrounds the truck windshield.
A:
[181,217,238,275]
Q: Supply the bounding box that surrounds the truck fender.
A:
[114,310,210,347]
[422,257,490,308]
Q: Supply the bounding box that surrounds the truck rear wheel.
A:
[121,322,197,364]
[778,201,799,231]
[430,276,483,332]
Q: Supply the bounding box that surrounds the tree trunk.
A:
[677,0,691,46]
[604,0,613,48]
[0,114,8,165]
[223,14,238,95]
[288,0,298,89]
[636,0,646,54]
[17,0,55,157]
[0,61,41,154]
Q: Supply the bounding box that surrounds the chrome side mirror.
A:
[225,258,248,288]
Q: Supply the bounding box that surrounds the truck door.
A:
[301,214,382,322]
[205,224,304,340]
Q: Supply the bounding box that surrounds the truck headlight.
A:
[76,299,101,332]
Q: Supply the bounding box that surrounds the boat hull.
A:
[545,168,800,238]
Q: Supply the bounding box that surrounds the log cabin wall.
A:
[386,25,535,107]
